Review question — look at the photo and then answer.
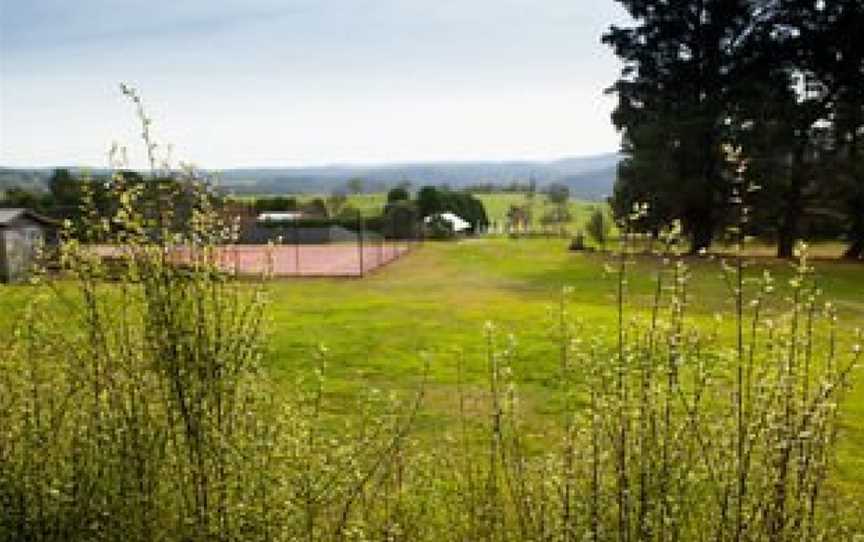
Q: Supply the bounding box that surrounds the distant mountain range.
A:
[1,153,621,201]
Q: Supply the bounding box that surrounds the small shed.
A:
[424,212,472,233]
[0,208,59,283]
[258,211,306,222]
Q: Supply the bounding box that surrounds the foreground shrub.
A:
[0,86,419,542]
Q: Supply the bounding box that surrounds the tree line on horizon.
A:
[606,0,863,259]
[0,168,492,239]
[0,169,210,233]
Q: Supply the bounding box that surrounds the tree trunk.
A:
[842,193,864,260]
[842,127,862,260]
[689,161,717,255]
[689,215,714,255]
[843,238,863,260]
[777,230,796,259]
[777,148,805,259]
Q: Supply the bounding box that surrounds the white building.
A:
[258,211,305,222]
[424,212,471,232]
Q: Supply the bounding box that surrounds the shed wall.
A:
[0,219,46,283]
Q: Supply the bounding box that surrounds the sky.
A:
[0,0,631,169]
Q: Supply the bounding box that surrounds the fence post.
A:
[357,210,365,277]
[379,213,385,265]
[416,207,422,250]
[294,220,300,275]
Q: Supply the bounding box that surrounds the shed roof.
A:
[424,212,471,232]
[0,208,61,228]
[258,211,305,222]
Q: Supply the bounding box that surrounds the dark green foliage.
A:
[383,200,420,239]
[2,168,212,243]
[300,197,329,218]
[605,0,864,258]
[48,168,79,207]
[416,186,444,218]
[424,214,455,239]
[568,231,586,251]
[0,186,52,213]
[386,186,410,204]
[609,123,682,238]
[544,183,569,205]
[253,195,298,213]
[415,186,489,233]
[586,207,612,249]
[604,0,770,253]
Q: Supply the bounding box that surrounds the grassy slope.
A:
[258,239,864,496]
[1,238,862,495]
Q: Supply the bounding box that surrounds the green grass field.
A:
[2,238,862,497]
[282,191,605,230]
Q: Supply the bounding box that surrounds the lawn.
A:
[286,191,605,230]
[472,192,603,231]
[255,238,864,496]
[1,238,862,497]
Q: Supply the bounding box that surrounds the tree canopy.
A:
[605,0,863,258]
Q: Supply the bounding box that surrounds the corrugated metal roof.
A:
[0,208,60,227]
[0,208,25,224]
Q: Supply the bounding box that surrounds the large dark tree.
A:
[416,186,444,219]
[761,0,862,258]
[604,0,777,253]
[48,169,80,207]
[414,186,489,232]
[611,119,683,236]
[813,0,864,260]
[386,186,410,204]
[607,0,864,258]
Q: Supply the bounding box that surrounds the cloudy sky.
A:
[0,0,630,169]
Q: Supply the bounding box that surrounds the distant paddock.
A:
[88,242,415,277]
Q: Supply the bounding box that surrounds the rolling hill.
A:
[1,153,620,200]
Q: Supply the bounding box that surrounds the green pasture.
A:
[246,191,605,229]
[472,192,602,231]
[1,238,862,497]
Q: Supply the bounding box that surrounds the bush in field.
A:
[383,200,419,239]
[424,213,456,240]
[300,197,329,218]
[254,195,298,212]
[540,204,572,236]
[387,186,410,204]
[586,206,612,249]
[415,185,489,232]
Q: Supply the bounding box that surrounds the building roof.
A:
[0,208,61,228]
[424,212,472,232]
[258,211,305,222]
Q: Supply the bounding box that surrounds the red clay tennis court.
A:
[90,242,415,277]
[212,243,414,277]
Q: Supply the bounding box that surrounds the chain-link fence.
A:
[224,209,422,277]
